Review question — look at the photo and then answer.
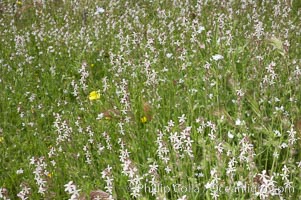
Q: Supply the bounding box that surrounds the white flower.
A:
[212,54,224,61]
[274,130,281,137]
[95,7,105,15]
[227,131,234,139]
[178,114,186,124]
[96,113,104,120]
[177,195,187,200]
[16,168,24,174]
[205,182,213,189]
[64,181,75,193]
[197,26,205,33]
[64,181,81,200]
[236,89,245,97]
[165,166,171,173]
[273,151,279,158]
[235,118,243,126]
[166,53,173,58]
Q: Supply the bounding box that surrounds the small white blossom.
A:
[227,131,234,139]
[235,118,242,126]
[212,54,224,61]
[95,7,105,15]
[96,113,104,120]
[16,169,24,174]
[166,53,173,58]
[177,195,187,200]
[197,26,205,33]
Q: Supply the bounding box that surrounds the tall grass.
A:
[1,0,301,199]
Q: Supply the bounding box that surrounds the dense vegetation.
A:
[1,0,301,199]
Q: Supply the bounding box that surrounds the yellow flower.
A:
[47,172,52,178]
[91,64,95,67]
[89,91,100,101]
[17,1,22,5]
[0,137,3,143]
[140,116,147,123]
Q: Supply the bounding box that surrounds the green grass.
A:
[1,0,301,199]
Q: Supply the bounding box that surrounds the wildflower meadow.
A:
[1,0,301,199]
